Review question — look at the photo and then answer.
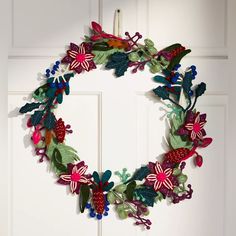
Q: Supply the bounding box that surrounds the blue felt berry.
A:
[50,83,56,88]
[55,61,60,65]
[103,212,108,216]
[191,65,196,70]
[192,71,197,76]
[105,206,109,211]
[167,83,172,88]
[57,82,63,89]
[46,73,50,78]
[65,82,69,87]
[85,203,91,209]
[189,90,194,96]
[90,212,96,218]
[46,69,50,73]
[53,65,58,71]
[51,70,55,75]
[171,76,178,83]
[97,214,102,220]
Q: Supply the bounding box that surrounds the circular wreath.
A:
[19,22,213,230]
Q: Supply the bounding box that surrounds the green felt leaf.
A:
[126,166,150,183]
[169,133,192,149]
[44,111,56,130]
[128,52,140,62]
[115,184,127,193]
[31,110,44,126]
[125,181,136,200]
[173,168,181,176]
[47,139,79,165]
[177,174,188,184]
[105,52,129,77]
[51,148,67,174]
[107,191,116,204]
[153,86,170,100]
[92,42,111,51]
[79,184,90,213]
[167,49,191,72]
[162,43,181,52]
[93,48,122,65]
[195,82,206,98]
[134,187,158,207]
[153,75,168,84]
[19,102,41,114]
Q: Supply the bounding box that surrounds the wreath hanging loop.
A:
[19,21,212,230]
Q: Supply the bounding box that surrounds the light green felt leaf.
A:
[47,139,80,166]
[92,48,123,65]
[169,133,192,149]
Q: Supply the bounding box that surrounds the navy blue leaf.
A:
[195,82,206,97]
[153,86,170,100]
[44,112,56,130]
[19,102,41,114]
[31,110,44,126]
[126,166,150,183]
[134,187,158,207]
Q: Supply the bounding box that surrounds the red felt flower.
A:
[178,111,207,141]
[58,161,91,194]
[61,43,96,74]
[146,162,173,191]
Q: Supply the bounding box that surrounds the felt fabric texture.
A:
[18,21,212,230]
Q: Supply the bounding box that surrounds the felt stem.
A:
[189,95,198,111]
[168,97,185,112]
[184,93,192,112]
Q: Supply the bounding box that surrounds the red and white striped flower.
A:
[58,161,91,194]
[146,162,173,191]
[61,43,96,74]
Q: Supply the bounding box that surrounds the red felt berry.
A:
[165,148,190,163]
[195,155,203,167]
[54,118,66,143]
[92,190,105,215]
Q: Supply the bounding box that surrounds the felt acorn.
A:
[88,170,114,219]
[164,148,190,163]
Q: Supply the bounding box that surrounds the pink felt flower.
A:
[58,161,91,194]
[146,162,173,191]
[178,111,207,141]
[61,43,96,74]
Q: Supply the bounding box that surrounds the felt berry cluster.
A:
[19,21,212,230]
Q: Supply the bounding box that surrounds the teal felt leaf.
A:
[19,102,41,114]
[134,187,158,207]
[195,82,206,98]
[92,171,100,184]
[46,87,56,98]
[79,184,90,213]
[31,110,44,126]
[44,111,56,130]
[65,86,70,95]
[153,75,168,84]
[102,170,112,184]
[64,72,74,81]
[57,93,63,104]
[126,166,150,183]
[153,86,170,100]
[125,181,136,200]
[167,49,191,72]
[103,182,114,192]
[51,148,67,174]
[105,52,129,77]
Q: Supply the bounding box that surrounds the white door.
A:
[4,0,236,236]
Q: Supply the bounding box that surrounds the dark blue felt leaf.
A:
[134,187,158,207]
[44,111,56,130]
[19,102,41,114]
[31,110,44,126]
[126,166,150,183]
[195,82,206,97]
[153,86,170,100]
[105,52,129,77]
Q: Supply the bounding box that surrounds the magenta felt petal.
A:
[68,50,78,59]
[60,174,71,182]
[78,165,88,175]
[70,60,80,70]
[164,168,172,178]
[155,162,163,174]
[163,178,173,190]
[70,181,78,193]
[76,161,85,169]
[57,178,70,185]
[81,60,90,71]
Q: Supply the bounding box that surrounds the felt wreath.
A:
[19,22,213,230]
